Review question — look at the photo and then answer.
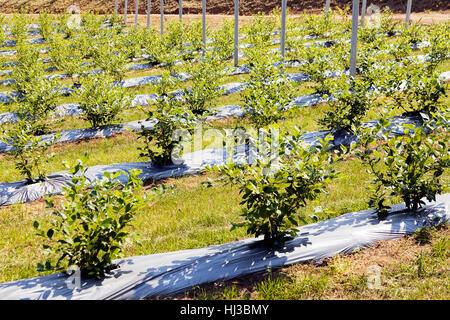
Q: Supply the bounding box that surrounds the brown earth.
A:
[176,225,450,300]
[1,0,449,15]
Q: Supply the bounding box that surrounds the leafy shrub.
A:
[12,43,60,133]
[11,14,28,42]
[241,56,295,127]
[81,12,104,37]
[119,28,145,60]
[34,160,146,278]
[107,12,124,31]
[297,45,337,94]
[301,12,333,37]
[334,7,352,35]
[142,28,180,71]
[57,13,77,39]
[0,17,6,46]
[0,119,58,184]
[353,109,449,217]
[378,7,399,36]
[388,37,413,62]
[210,125,338,244]
[318,76,373,132]
[38,12,54,40]
[359,25,379,43]
[357,46,389,87]
[387,64,447,115]
[164,19,184,52]
[137,96,195,167]
[183,52,225,115]
[137,72,195,166]
[423,23,450,72]
[48,33,89,84]
[78,75,132,127]
[401,21,424,45]
[210,19,235,60]
[184,19,205,53]
[91,35,129,81]
[243,13,276,49]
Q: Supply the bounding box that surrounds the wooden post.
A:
[115,0,118,15]
[360,0,367,26]
[280,0,287,62]
[405,0,412,27]
[234,0,239,67]
[124,0,128,24]
[135,0,139,29]
[349,0,359,77]
[147,0,151,28]
[160,0,164,35]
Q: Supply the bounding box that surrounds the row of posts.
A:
[114,0,414,72]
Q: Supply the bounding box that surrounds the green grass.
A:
[0,16,448,300]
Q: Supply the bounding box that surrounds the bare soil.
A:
[1,0,449,15]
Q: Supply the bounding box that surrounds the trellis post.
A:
[135,0,139,29]
[360,0,367,26]
[147,0,151,28]
[124,0,128,24]
[405,0,412,27]
[202,0,206,53]
[349,0,359,77]
[160,0,164,35]
[280,0,287,62]
[325,0,330,15]
[234,0,239,67]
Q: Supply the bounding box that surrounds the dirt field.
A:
[1,0,449,15]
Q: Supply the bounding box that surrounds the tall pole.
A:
[124,0,128,24]
[349,0,359,77]
[405,0,412,27]
[234,0,239,67]
[360,0,367,26]
[135,0,139,29]
[179,0,182,21]
[115,0,118,15]
[280,0,287,62]
[325,0,330,15]
[202,0,206,51]
[160,0,164,35]
[147,0,151,28]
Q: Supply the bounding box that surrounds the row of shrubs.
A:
[0,11,447,279]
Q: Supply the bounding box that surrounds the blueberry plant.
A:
[387,62,447,115]
[241,54,295,127]
[78,75,132,127]
[319,76,373,133]
[38,12,54,40]
[137,72,196,166]
[12,42,60,134]
[1,119,58,184]
[210,19,235,60]
[183,52,225,115]
[296,45,337,94]
[34,160,147,278]
[243,12,276,49]
[48,33,89,85]
[210,125,338,244]
[353,108,449,217]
